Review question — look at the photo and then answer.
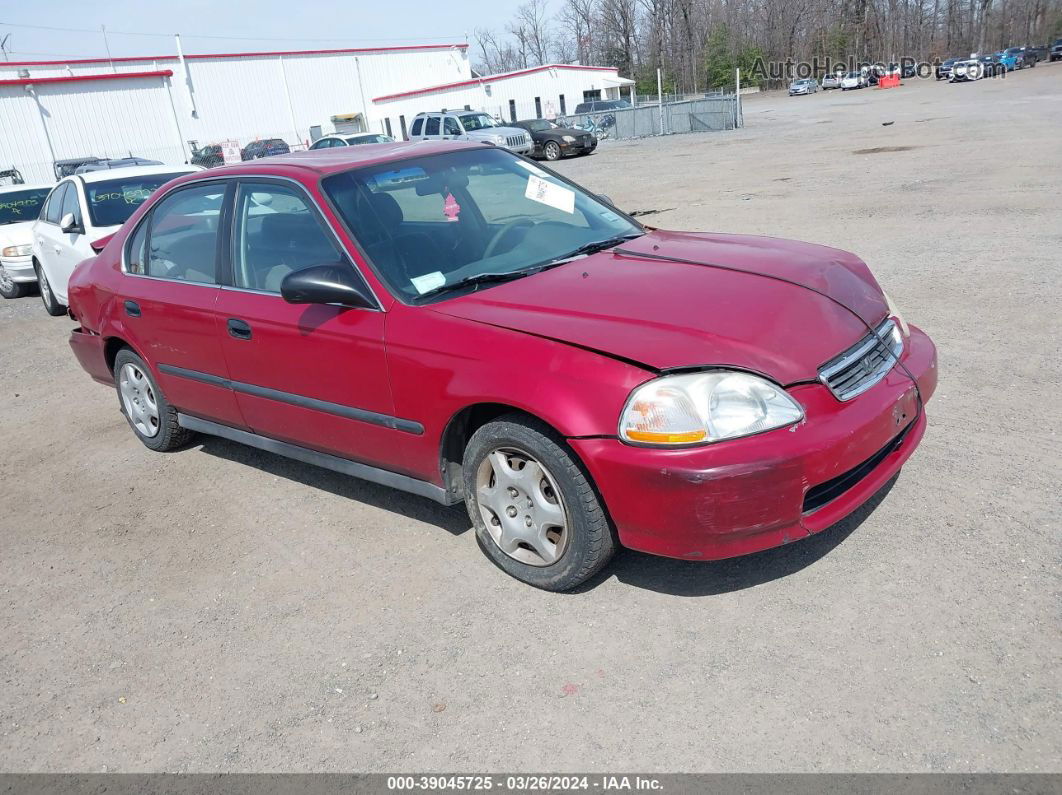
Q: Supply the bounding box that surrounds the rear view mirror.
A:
[60,213,82,235]
[280,264,375,309]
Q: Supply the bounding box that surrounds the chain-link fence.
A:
[557,95,740,142]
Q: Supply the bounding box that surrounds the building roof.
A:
[0,70,173,88]
[373,64,621,103]
[0,43,469,69]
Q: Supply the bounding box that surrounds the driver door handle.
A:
[227,318,252,340]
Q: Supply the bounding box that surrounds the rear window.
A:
[85,172,188,228]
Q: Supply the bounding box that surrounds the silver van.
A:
[409,111,533,155]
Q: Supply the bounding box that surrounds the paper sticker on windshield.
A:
[525,175,575,214]
[410,271,446,295]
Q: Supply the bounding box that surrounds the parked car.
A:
[241,139,291,160]
[788,78,818,96]
[0,167,26,187]
[821,73,842,89]
[1000,47,1036,69]
[978,54,1006,77]
[840,71,867,90]
[53,157,104,179]
[900,62,918,78]
[510,119,596,161]
[309,133,396,149]
[75,157,164,174]
[1050,39,1062,61]
[1025,45,1048,62]
[66,141,937,591]
[409,111,533,155]
[949,57,992,81]
[935,58,959,80]
[31,164,199,315]
[190,144,225,169]
[0,183,52,299]
[572,99,632,115]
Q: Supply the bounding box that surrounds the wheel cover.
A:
[119,363,160,437]
[546,142,560,159]
[476,446,570,567]
[38,267,51,303]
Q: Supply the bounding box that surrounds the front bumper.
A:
[0,254,36,283]
[570,325,937,561]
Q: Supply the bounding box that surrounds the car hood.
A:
[548,126,591,137]
[469,126,528,139]
[0,220,35,249]
[433,230,889,384]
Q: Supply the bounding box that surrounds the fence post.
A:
[735,68,742,129]
[657,68,664,136]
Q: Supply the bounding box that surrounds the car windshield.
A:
[348,135,392,144]
[0,188,51,225]
[85,173,188,227]
[523,120,552,132]
[458,113,497,131]
[322,147,642,302]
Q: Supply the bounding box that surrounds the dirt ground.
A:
[1,67,1059,773]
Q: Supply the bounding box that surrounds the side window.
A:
[145,184,224,284]
[45,183,68,224]
[425,116,440,136]
[60,183,82,227]
[126,219,148,275]
[410,117,423,136]
[443,117,462,136]
[232,182,342,293]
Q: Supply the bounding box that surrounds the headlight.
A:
[1,244,31,258]
[562,135,576,143]
[883,291,910,337]
[619,371,804,447]
[492,134,507,144]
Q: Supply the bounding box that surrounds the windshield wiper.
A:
[416,270,535,300]
[544,232,645,266]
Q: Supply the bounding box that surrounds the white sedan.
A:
[0,183,53,299]
[840,71,868,90]
[309,133,396,150]
[32,164,199,315]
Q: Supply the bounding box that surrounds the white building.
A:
[0,43,633,184]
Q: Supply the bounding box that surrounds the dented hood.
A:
[435,230,889,384]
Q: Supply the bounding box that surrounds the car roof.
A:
[176,140,487,179]
[72,164,202,184]
[0,183,54,194]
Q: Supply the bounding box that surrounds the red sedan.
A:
[67,142,937,590]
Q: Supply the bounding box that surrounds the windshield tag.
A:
[411,271,446,295]
[525,175,575,214]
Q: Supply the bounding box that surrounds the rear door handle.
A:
[227,318,252,340]
[124,300,141,318]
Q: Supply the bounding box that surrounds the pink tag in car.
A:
[443,192,461,222]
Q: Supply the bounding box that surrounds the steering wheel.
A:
[483,219,534,259]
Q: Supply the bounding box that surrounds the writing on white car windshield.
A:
[85,173,188,227]
[0,188,50,225]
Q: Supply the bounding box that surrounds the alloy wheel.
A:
[475,446,569,566]
[119,363,160,437]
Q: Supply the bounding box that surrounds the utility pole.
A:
[0,34,11,62]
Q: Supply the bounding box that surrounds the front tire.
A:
[462,415,616,591]
[0,266,29,299]
[113,349,194,452]
[34,260,66,316]
[543,141,562,161]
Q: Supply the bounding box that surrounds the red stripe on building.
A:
[0,43,468,69]
[373,64,621,103]
[0,69,174,87]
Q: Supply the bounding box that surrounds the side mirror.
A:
[597,194,615,207]
[60,213,82,235]
[280,263,375,309]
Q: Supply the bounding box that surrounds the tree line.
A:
[474,0,1062,92]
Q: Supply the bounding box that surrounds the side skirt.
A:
[177,413,458,506]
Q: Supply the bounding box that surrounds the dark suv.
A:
[191,144,224,169]
[1051,39,1062,62]
[241,139,291,160]
[572,99,632,115]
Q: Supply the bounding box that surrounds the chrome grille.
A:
[506,134,528,148]
[818,318,903,401]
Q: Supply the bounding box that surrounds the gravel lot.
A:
[1,67,1059,773]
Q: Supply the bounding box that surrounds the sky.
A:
[0,0,522,61]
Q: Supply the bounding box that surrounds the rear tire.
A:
[462,415,616,591]
[113,349,194,452]
[34,260,66,316]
